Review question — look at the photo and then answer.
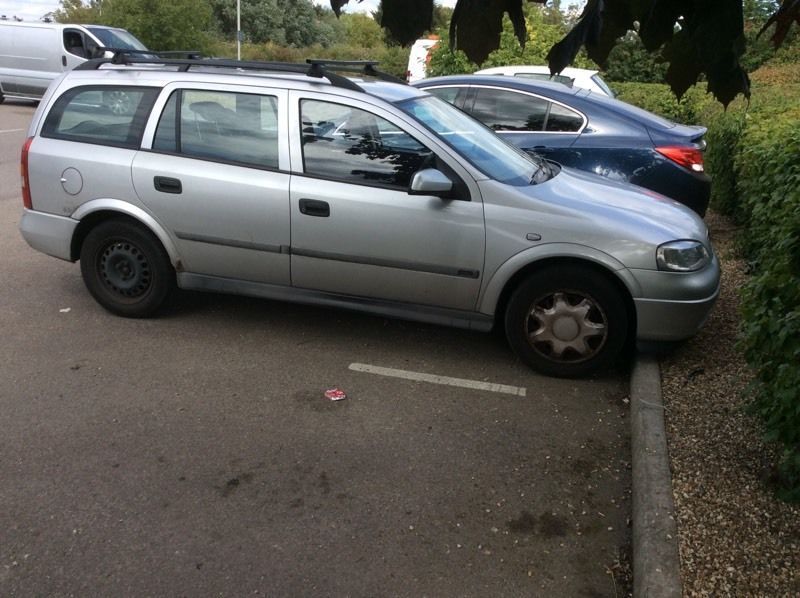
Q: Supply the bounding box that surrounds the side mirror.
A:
[409,168,453,196]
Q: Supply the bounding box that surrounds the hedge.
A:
[617,69,800,500]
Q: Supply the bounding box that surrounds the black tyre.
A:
[80,220,174,318]
[504,265,628,378]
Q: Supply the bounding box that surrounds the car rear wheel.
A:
[504,266,628,378]
[80,220,174,318]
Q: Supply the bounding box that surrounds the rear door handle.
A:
[299,198,330,217]
[154,176,182,194]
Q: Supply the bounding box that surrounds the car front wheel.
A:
[504,266,628,378]
[80,219,174,318]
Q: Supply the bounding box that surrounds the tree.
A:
[210,0,329,47]
[55,0,213,51]
[108,0,212,50]
[54,0,106,24]
[332,0,800,106]
[603,32,668,83]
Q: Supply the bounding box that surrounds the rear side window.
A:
[469,88,584,133]
[42,86,158,149]
[546,103,583,132]
[471,88,549,131]
[152,89,279,170]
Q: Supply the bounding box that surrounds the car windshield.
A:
[87,27,147,51]
[397,95,544,186]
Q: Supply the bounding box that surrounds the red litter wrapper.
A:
[324,388,347,401]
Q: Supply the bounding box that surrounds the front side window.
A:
[471,88,549,132]
[63,29,88,58]
[300,100,433,190]
[152,89,280,169]
[398,96,542,186]
[42,86,158,148]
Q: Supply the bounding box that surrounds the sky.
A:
[0,0,457,21]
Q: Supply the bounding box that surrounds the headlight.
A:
[656,240,710,272]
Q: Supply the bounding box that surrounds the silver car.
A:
[19,55,719,377]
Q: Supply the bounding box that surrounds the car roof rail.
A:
[75,51,405,93]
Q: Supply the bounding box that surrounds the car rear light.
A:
[20,136,34,209]
[656,145,705,173]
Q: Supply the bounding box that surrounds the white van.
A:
[406,37,439,83]
[0,21,147,103]
[474,65,616,97]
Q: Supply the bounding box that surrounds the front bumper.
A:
[630,256,721,341]
[20,209,77,262]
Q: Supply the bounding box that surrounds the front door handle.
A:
[154,176,182,194]
[299,198,330,217]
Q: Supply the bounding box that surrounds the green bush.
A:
[704,112,746,218]
[206,40,410,78]
[619,65,800,501]
[736,122,800,501]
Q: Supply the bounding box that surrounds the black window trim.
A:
[41,85,160,150]
[424,84,588,135]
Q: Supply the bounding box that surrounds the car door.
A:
[427,84,585,161]
[133,84,291,285]
[288,91,485,312]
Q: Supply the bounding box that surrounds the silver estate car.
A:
[19,55,720,377]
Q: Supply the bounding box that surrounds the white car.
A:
[474,66,615,97]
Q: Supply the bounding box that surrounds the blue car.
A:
[413,75,711,215]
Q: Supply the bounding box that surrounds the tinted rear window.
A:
[42,86,158,149]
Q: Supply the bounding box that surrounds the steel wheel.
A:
[505,265,628,378]
[104,90,133,116]
[80,220,174,318]
[98,240,152,299]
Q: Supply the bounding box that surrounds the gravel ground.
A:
[660,212,800,596]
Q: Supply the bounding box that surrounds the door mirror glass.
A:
[409,168,453,196]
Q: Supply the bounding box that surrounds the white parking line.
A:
[0,129,25,134]
[348,363,527,397]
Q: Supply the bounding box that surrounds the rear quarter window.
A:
[42,86,159,149]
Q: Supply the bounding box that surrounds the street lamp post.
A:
[236,0,241,60]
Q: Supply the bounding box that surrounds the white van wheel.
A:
[103,90,133,115]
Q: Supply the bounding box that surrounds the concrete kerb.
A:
[630,355,682,598]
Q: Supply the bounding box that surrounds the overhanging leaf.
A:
[758,0,800,48]
[329,0,352,17]
[638,0,692,51]
[380,0,433,46]
[450,0,547,64]
[546,0,603,74]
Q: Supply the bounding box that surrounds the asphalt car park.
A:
[1,100,631,595]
